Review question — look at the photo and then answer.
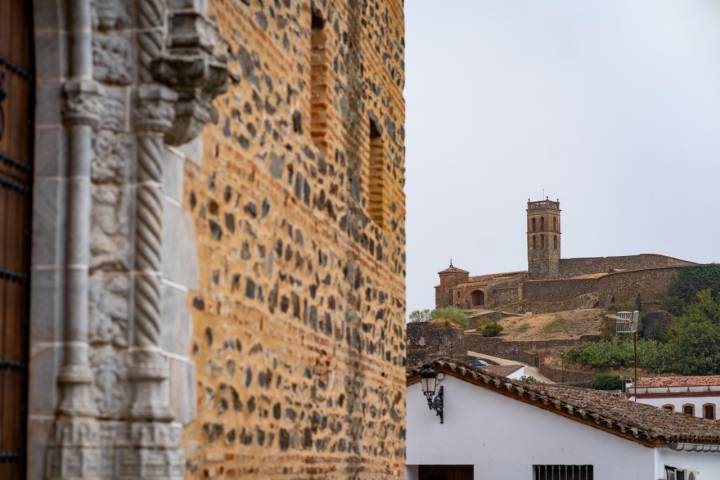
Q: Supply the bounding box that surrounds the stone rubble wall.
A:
[559,254,694,278]
[180,1,406,478]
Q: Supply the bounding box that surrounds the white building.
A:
[407,360,720,480]
[627,376,720,420]
[481,363,526,380]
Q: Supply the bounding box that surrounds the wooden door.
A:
[0,0,34,478]
[419,465,474,480]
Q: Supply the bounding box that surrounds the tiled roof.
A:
[439,265,468,274]
[635,376,720,388]
[408,360,720,448]
[481,364,524,377]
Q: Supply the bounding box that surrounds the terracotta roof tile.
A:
[635,376,720,388]
[408,360,720,447]
[481,364,524,377]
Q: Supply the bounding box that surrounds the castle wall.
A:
[559,254,694,278]
[522,278,598,303]
[182,1,406,478]
[596,267,687,309]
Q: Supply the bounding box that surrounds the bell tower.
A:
[527,198,561,279]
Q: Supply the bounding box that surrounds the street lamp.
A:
[419,366,444,424]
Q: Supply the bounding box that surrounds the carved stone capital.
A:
[63,79,103,127]
[152,51,227,145]
[133,84,178,133]
[167,10,218,53]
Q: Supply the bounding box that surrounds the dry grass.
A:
[498,308,605,341]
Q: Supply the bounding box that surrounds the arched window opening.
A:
[471,290,485,307]
[662,404,674,413]
[532,235,536,249]
[553,235,558,250]
[682,404,695,416]
[540,216,545,230]
[553,217,557,232]
[532,217,536,232]
[704,404,716,420]
[541,234,545,249]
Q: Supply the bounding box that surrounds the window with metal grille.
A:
[704,403,716,420]
[533,465,594,480]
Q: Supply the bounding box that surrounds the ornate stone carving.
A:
[98,88,128,131]
[90,347,129,417]
[92,0,130,30]
[152,9,228,145]
[89,272,129,347]
[63,79,103,127]
[92,130,132,182]
[93,34,133,85]
[91,185,132,269]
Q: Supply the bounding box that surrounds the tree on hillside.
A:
[666,264,720,314]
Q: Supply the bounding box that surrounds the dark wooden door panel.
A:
[0,0,33,478]
[419,465,474,480]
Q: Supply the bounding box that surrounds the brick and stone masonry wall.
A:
[181,1,406,478]
[559,254,694,278]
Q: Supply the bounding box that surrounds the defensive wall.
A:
[559,254,694,278]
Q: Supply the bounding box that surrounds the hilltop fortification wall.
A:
[559,254,694,278]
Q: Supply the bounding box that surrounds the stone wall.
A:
[522,278,598,303]
[407,322,466,367]
[596,267,686,309]
[559,254,694,278]
[181,1,406,478]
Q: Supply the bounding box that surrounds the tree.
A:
[409,309,431,323]
[591,373,625,391]
[666,265,720,314]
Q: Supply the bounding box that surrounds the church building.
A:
[436,198,696,313]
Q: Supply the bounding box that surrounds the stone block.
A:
[173,136,204,166]
[34,29,66,80]
[35,80,63,126]
[162,201,199,288]
[28,343,62,415]
[164,146,185,204]
[31,177,65,267]
[27,415,54,480]
[29,267,63,344]
[34,126,67,177]
[161,283,192,355]
[33,0,63,34]
[169,356,197,424]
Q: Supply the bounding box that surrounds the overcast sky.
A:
[405,0,720,315]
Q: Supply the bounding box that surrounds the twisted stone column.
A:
[129,85,177,421]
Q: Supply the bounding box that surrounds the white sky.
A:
[405,0,720,315]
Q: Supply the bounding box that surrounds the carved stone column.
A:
[57,79,101,418]
[128,85,177,422]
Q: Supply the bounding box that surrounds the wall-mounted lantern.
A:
[420,366,444,424]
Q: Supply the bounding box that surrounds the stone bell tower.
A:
[527,198,561,279]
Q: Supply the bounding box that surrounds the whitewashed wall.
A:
[633,395,719,419]
[406,376,720,479]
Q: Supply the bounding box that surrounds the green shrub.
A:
[482,322,503,337]
[666,265,720,314]
[430,307,470,328]
[591,373,625,391]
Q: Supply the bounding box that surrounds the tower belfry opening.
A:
[527,197,561,279]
